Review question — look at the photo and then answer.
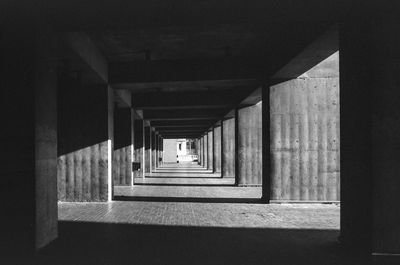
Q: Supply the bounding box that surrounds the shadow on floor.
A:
[31,221,372,265]
[113,196,263,203]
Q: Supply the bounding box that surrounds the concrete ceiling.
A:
[5,0,344,138]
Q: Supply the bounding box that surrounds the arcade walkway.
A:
[43,163,363,265]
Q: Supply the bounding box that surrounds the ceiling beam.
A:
[110,57,267,85]
[132,90,250,109]
[153,126,208,131]
[150,120,215,127]
[143,109,225,121]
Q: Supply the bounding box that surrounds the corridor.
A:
[45,162,350,265]
[54,164,342,265]
[4,2,400,264]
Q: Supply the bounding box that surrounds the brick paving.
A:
[52,165,350,265]
[60,164,340,230]
[59,199,339,230]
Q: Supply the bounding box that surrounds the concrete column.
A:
[151,128,156,172]
[133,118,144,178]
[2,30,59,258]
[144,126,151,173]
[262,85,271,202]
[222,118,235,178]
[113,108,133,186]
[58,81,114,203]
[213,125,222,173]
[203,134,208,169]
[197,138,201,165]
[158,135,164,165]
[207,130,214,171]
[237,103,262,186]
[340,18,400,257]
[155,133,159,168]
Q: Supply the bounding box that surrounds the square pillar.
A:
[236,103,262,186]
[144,125,151,173]
[203,134,208,169]
[151,128,156,172]
[133,118,144,178]
[2,30,59,259]
[222,118,235,178]
[58,80,114,203]
[113,107,133,186]
[207,130,214,171]
[340,17,400,259]
[213,125,222,173]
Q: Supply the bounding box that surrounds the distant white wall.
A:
[163,139,177,163]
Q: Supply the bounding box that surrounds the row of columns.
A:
[196,103,263,186]
[5,17,400,258]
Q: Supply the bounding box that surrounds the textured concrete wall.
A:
[163,139,177,163]
[237,103,262,185]
[270,65,340,201]
[144,126,151,172]
[133,119,144,178]
[58,73,112,202]
[207,131,214,171]
[222,118,235,178]
[213,126,222,172]
[113,108,132,186]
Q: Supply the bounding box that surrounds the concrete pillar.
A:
[203,134,208,169]
[155,133,159,168]
[199,138,203,165]
[158,135,161,166]
[151,128,156,171]
[222,118,235,178]
[340,18,400,258]
[237,103,262,185]
[58,80,114,203]
[197,138,201,165]
[2,30,59,258]
[207,130,214,171]
[113,108,133,186]
[133,118,144,178]
[213,125,222,173]
[144,126,151,173]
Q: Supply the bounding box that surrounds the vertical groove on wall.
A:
[113,146,132,186]
[238,103,262,185]
[270,76,340,201]
[58,141,111,202]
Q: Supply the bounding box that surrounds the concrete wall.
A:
[133,119,144,178]
[237,103,262,185]
[213,126,222,173]
[113,108,132,186]
[270,56,340,201]
[57,74,112,202]
[207,131,214,170]
[222,118,235,178]
[163,139,177,163]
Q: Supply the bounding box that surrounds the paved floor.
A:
[32,163,372,265]
[59,201,339,229]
